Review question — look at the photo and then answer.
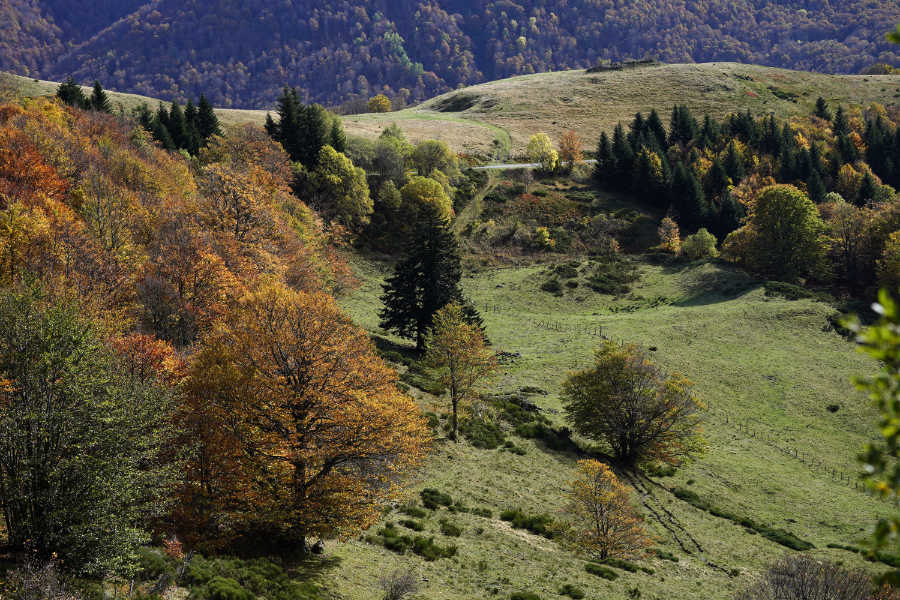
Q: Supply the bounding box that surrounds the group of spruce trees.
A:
[56,77,221,155]
[134,96,220,154]
[265,87,346,166]
[56,77,113,113]
[594,100,900,238]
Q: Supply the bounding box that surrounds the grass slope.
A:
[334,255,896,600]
[344,63,900,157]
[6,62,899,159]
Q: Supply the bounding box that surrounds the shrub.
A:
[599,558,655,575]
[191,577,253,600]
[136,547,173,581]
[510,593,542,600]
[421,488,453,509]
[554,263,580,279]
[400,506,428,519]
[652,549,679,562]
[585,257,638,295]
[459,418,506,449]
[412,536,457,561]
[736,555,871,600]
[439,519,462,537]
[559,584,585,599]
[514,422,578,453]
[399,519,425,531]
[500,508,554,538]
[379,568,419,600]
[585,563,619,580]
[471,507,493,518]
[541,278,563,295]
[643,462,676,477]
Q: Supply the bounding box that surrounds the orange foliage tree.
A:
[181,282,429,548]
[557,460,652,560]
[558,130,583,171]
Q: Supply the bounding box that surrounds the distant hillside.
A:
[1,0,899,107]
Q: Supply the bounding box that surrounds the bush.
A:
[412,536,457,561]
[586,257,638,295]
[471,507,493,518]
[136,547,173,581]
[585,563,619,580]
[599,558,655,575]
[681,228,719,260]
[652,549,679,562]
[643,462,676,477]
[439,519,462,537]
[191,577,254,600]
[400,506,428,519]
[541,278,563,295]
[510,593,542,600]
[500,508,554,538]
[554,263,580,279]
[399,519,425,531]
[559,584,585,599]
[514,422,578,453]
[459,418,506,449]
[421,488,453,510]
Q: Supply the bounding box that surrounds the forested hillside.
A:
[2,0,899,107]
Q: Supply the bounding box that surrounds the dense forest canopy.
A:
[1,0,899,107]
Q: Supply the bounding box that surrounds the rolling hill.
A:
[1,0,899,107]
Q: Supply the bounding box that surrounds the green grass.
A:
[331,251,896,599]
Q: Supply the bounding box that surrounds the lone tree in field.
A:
[736,555,872,600]
[527,133,559,172]
[368,94,392,113]
[426,302,497,441]
[380,204,479,350]
[562,340,704,468]
[558,460,652,560]
[558,130,584,171]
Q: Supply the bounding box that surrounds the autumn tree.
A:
[380,204,468,350]
[400,175,453,223]
[558,130,583,172]
[657,217,681,254]
[557,460,652,560]
[184,282,429,550]
[367,94,393,113]
[562,340,704,468]
[0,284,174,574]
[527,133,559,173]
[681,228,719,260]
[878,231,900,293]
[425,302,497,441]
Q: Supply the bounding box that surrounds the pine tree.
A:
[298,104,331,167]
[379,205,469,350]
[703,158,730,199]
[858,171,878,205]
[594,132,614,185]
[669,105,698,146]
[670,162,710,231]
[56,77,88,109]
[90,81,112,113]
[807,170,826,204]
[330,118,347,154]
[814,97,832,121]
[646,109,668,150]
[611,123,634,190]
[716,192,745,239]
[183,100,201,155]
[168,102,188,150]
[196,95,221,142]
[833,106,849,137]
[151,115,175,151]
[723,141,745,183]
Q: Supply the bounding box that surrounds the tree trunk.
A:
[451,395,459,442]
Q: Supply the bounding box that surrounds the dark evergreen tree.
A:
[183,100,201,155]
[814,97,832,121]
[56,77,88,109]
[330,118,347,154]
[646,109,668,150]
[151,115,175,151]
[196,94,221,141]
[167,102,188,151]
[670,162,710,231]
[704,158,730,199]
[669,105,698,146]
[807,170,826,204]
[611,123,634,190]
[836,134,859,165]
[858,171,878,206]
[628,112,646,150]
[379,205,472,350]
[298,103,331,167]
[715,192,745,239]
[833,106,849,137]
[134,103,154,130]
[698,115,722,150]
[89,81,112,113]
[594,131,614,185]
[723,141,745,184]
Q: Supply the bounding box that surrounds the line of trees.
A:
[134,96,221,154]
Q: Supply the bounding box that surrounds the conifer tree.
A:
[379,205,471,350]
[90,81,111,113]
[723,141,745,184]
[167,102,188,151]
[716,192,745,239]
[56,77,88,109]
[646,109,668,150]
[807,170,826,204]
[815,96,832,121]
[704,157,730,199]
[330,118,347,154]
[611,123,634,190]
[858,171,878,205]
[183,100,201,154]
[196,95,221,141]
[833,106,849,137]
[594,132,614,185]
[670,162,709,231]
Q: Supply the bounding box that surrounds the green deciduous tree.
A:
[527,133,559,172]
[400,175,453,223]
[307,145,372,230]
[0,285,174,575]
[562,340,704,468]
[425,302,497,441]
[681,228,719,260]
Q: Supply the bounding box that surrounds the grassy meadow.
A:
[331,246,896,599]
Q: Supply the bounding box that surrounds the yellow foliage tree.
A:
[559,460,652,560]
[426,302,497,442]
[367,94,392,113]
[878,231,900,293]
[527,133,558,172]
